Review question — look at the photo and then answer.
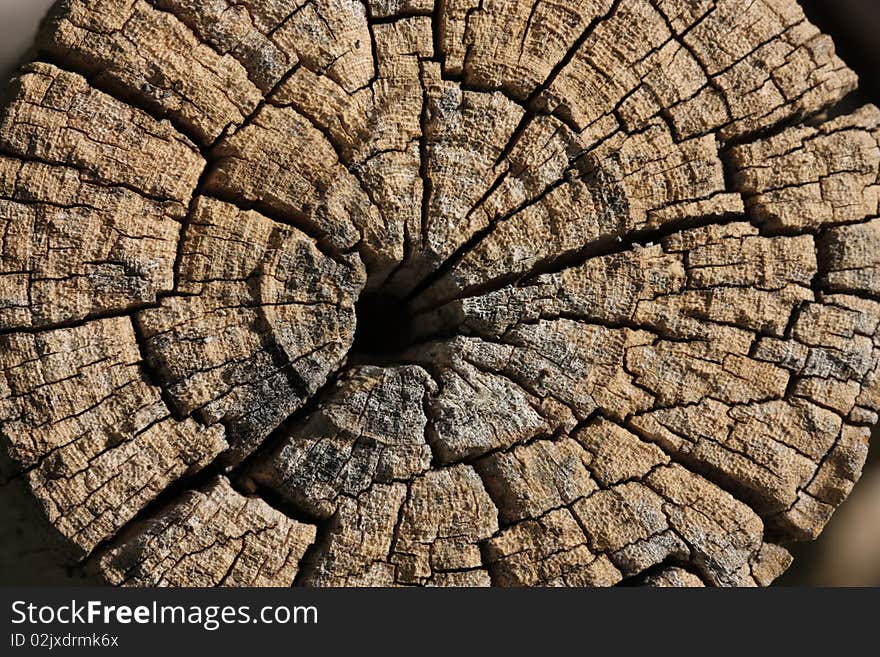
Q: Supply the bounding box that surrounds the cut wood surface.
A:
[0,0,878,587]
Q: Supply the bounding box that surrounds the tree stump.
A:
[0,0,878,587]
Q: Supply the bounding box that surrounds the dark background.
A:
[0,0,878,586]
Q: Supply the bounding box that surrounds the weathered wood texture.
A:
[0,0,877,587]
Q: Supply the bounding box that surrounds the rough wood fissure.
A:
[0,0,877,587]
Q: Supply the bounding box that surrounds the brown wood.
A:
[0,0,877,587]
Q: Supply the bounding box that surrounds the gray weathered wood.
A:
[0,0,877,587]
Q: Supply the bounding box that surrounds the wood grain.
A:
[0,0,877,587]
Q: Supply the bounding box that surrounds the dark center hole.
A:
[352,293,414,357]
